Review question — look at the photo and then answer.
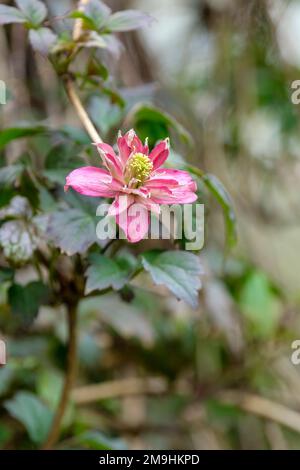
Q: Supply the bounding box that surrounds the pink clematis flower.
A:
[65,129,197,242]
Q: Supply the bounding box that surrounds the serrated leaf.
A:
[4,391,52,444]
[105,10,153,32]
[16,0,47,26]
[141,250,202,308]
[0,5,26,24]
[85,253,132,294]
[29,27,57,54]
[8,281,49,326]
[45,207,98,255]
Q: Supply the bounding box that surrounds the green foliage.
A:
[45,207,99,256]
[85,253,136,294]
[8,281,49,326]
[0,0,257,452]
[4,392,52,444]
[127,103,192,148]
[142,250,202,308]
[238,272,281,338]
[29,27,57,54]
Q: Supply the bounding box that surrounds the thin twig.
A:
[64,78,102,143]
[42,305,78,449]
[217,390,300,434]
[72,0,89,41]
[72,377,168,404]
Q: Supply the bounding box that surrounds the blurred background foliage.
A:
[1,0,300,450]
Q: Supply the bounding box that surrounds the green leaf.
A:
[202,173,237,248]
[105,10,153,32]
[70,0,111,31]
[44,143,84,185]
[0,5,26,24]
[8,281,49,326]
[127,103,192,148]
[29,27,57,54]
[0,126,46,150]
[187,166,237,249]
[85,253,133,295]
[0,164,24,186]
[238,272,281,338]
[45,207,99,255]
[4,391,52,444]
[16,0,47,27]
[76,431,126,450]
[89,95,123,135]
[141,250,202,308]
[0,267,14,283]
[81,294,155,345]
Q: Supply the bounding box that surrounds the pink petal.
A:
[155,168,196,188]
[96,143,123,180]
[149,138,170,170]
[65,167,119,197]
[144,177,179,189]
[135,196,161,215]
[117,132,131,165]
[125,128,145,154]
[116,200,149,243]
[150,186,198,204]
[108,194,135,216]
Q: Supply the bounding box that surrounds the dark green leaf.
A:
[85,253,133,294]
[105,10,153,32]
[0,126,46,150]
[44,143,84,185]
[4,391,52,444]
[141,250,202,308]
[202,173,237,248]
[186,166,237,249]
[29,27,57,54]
[0,267,14,283]
[8,281,49,326]
[16,0,47,26]
[127,103,192,148]
[0,5,26,24]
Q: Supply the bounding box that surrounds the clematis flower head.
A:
[65,129,197,242]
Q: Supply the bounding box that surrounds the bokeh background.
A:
[1,0,300,450]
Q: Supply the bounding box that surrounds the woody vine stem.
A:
[42,0,101,449]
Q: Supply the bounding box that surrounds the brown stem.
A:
[64,78,102,143]
[42,304,78,449]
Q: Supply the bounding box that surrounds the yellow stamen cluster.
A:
[125,153,153,186]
